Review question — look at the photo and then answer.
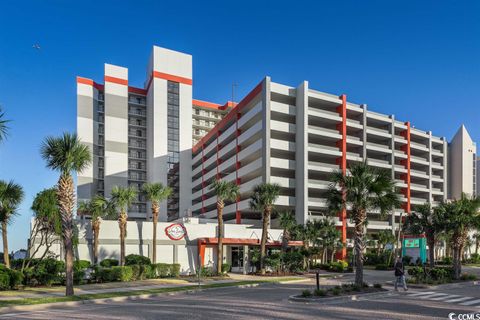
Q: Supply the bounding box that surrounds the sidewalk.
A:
[0,277,234,301]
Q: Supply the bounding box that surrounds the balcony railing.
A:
[128,109,146,117]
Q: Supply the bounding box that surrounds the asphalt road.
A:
[2,279,480,320]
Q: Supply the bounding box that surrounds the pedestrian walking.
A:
[394,256,408,291]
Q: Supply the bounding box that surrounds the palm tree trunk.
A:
[260,208,271,275]
[475,240,479,255]
[217,200,224,275]
[354,209,366,286]
[330,248,335,263]
[152,203,159,264]
[427,234,435,268]
[2,222,9,268]
[57,174,75,296]
[92,219,100,265]
[119,210,127,266]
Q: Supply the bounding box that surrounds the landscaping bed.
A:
[294,283,386,300]
[406,266,478,285]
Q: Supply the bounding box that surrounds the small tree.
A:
[249,183,280,275]
[25,188,62,270]
[0,180,24,268]
[210,179,240,274]
[111,186,137,266]
[473,232,480,255]
[403,203,441,267]
[326,162,399,286]
[142,183,172,264]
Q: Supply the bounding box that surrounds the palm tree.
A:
[278,211,297,253]
[326,162,400,286]
[142,183,172,264]
[210,179,240,274]
[473,232,480,255]
[437,194,480,279]
[375,230,395,255]
[249,183,280,275]
[320,219,343,263]
[111,186,137,266]
[78,195,114,265]
[0,180,24,268]
[0,106,10,143]
[41,132,91,296]
[403,203,441,267]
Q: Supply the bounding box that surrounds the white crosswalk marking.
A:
[459,299,480,306]
[429,294,461,301]
[417,293,449,299]
[406,291,435,297]
[445,296,474,303]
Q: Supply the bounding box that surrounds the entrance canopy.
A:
[197,238,303,267]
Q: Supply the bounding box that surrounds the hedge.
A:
[99,258,119,268]
[125,254,151,266]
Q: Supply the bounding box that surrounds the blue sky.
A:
[0,0,479,251]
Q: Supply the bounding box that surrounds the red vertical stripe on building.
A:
[235,112,242,224]
[336,94,347,260]
[405,122,411,213]
[201,145,206,214]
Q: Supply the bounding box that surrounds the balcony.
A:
[129,153,146,160]
[128,97,146,105]
[128,173,147,181]
[128,109,146,117]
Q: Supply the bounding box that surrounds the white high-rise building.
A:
[77,46,476,259]
[448,125,477,199]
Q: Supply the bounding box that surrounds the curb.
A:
[0,281,293,315]
[288,290,395,303]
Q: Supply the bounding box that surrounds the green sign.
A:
[405,239,419,248]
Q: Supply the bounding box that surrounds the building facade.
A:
[77,46,475,258]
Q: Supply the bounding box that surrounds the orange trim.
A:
[198,238,303,247]
[104,75,128,86]
[198,241,206,267]
[192,81,263,154]
[77,76,94,86]
[128,86,147,95]
[153,71,192,85]
[193,99,222,110]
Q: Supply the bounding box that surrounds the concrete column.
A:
[442,138,448,201]
[262,77,272,183]
[428,132,433,203]
[243,245,249,275]
[295,81,309,224]
[389,115,396,234]
[77,78,96,202]
[104,64,129,197]
[361,104,368,160]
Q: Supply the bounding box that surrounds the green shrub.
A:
[301,289,312,297]
[329,260,349,272]
[264,253,282,272]
[440,257,452,265]
[125,254,151,266]
[331,288,341,295]
[469,253,480,264]
[429,267,448,281]
[21,258,63,287]
[155,263,170,277]
[144,264,156,279]
[314,289,326,296]
[111,266,133,282]
[96,268,115,282]
[373,283,382,289]
[407,266,424,278]
[198,266,215,277]
[0,272,9,290]
[402,255,413,265]
[99,259,119,268]
[170,264,180,277]
[221,263,231,274]
[74,260,91,270]
[282,250,304,273]
[460,273,478,281]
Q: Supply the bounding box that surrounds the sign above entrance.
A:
[405,239,419,248]
[165,224,187,240]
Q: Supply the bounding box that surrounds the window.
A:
[136,129,142,137]
[167,81,180,220]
